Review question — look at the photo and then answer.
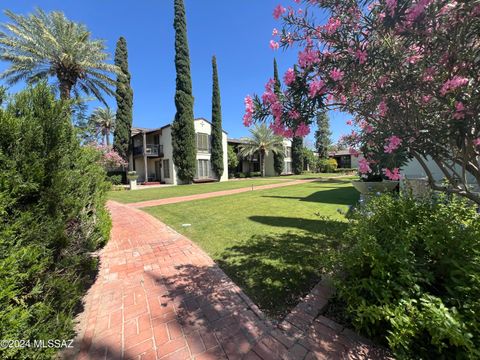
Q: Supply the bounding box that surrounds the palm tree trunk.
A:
[59,79,72,100]
[260,150,265,177]
[106,129,110,146]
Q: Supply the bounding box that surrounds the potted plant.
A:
[127,171,138,190]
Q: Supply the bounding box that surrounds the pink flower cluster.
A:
[308,79,326,98]
[358,158,371,174]
[323,17,341,35]
[270,40,280,50]
[440,76,469,96]
[295,122,310,137]
[90,144,127,168]
[406,0,434,23]
[283,68,295,85]
[273,4,286,19]
[298,47,320,68]
[386,0,397,17]
[243,95,254,127]
[377,99,388,117]
[355,49,367,64]
[384,135,402,153]
[452,101,465,120]
[474,138,480,147]
[330,68,344,82]
[383,167,402,180]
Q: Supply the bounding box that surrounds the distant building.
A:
[228,138,293,176]
[129,118,228,184]
[328,149,360,169]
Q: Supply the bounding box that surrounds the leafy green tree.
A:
[315,111,331,159]
[292,136,303,174]
[0,9,117,102]
[171,0,196,183]
[227,145,239,173]
[210,56,224,179]
[239,124,284,177]
[89,107,115,146]
[113,36,133,162]
[301,147,316,172]
[0,83,110,359]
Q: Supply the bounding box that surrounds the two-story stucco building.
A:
[129,118,228,185]
[227,138,293,176]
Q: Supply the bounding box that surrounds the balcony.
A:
[133,144,163,157]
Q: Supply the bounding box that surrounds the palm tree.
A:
[0,9,117,103]
[90,107,115,146]
[239,123,285,177]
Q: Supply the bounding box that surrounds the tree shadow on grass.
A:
[262,186,359,205]
[217,217,346,319]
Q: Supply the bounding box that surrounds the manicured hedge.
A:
[0,85,111,359]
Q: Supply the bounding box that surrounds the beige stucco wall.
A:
[264,138,292,176]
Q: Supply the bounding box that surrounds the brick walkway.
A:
[70,201,390,360]
[127,180,317,208]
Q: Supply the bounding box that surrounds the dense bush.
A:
[107,174,123,185]
[0,84,111,359]
[317,158,338,173]
[331,194,480,359]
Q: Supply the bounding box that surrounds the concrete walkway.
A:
[71,201,389,360]
[128,180,317,208]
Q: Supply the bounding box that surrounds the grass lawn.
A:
[108,178,291,203]
[144,179,358,318]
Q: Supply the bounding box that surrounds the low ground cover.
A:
[108,178,293,203]
[145,179,358,317]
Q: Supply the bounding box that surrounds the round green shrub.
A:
[331,194,480,359]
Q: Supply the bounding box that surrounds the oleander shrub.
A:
[331,194,480,359]
[0,84,111,359]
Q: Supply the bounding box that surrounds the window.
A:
[196,133,210,152]
[163,159,170,178]
[285,146,292,158]
[284,161,292,174]
[196,159,211,179]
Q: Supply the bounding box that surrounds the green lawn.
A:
[144,179,358,318]
[108,178,291,203]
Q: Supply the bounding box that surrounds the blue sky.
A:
[0,0,350,144]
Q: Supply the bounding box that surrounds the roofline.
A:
[131,117,228,137]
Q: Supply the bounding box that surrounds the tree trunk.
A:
[260,150,265,177]
[106,129,110,146]
[59,79,73,100]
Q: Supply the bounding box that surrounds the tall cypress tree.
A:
[113,36,133,162]
[315,111,331,158]
[272,58,285,174]
[172,0,196,183]
[292,136,303,175]
[210,56,224,179]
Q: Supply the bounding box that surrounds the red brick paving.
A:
[70,200,390,360]
[127,180,317,208]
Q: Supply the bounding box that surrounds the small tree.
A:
[245,0,480,204]
[113,36,134,163]
[89,107,116,146]
[211,56,224,179]
[227,145,239,174]
[292,136,303,174]
[239,124,284,177]
[315,111,331,159]
[273,150,285,175]
[171,0,196,183]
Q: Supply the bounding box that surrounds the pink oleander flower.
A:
[295,122,310,137]
[346,120,352,126]
[358,158,372,174]
[298,47,320,68]
[243,95,254,127]
[270,101,283,120]
[289,109,300,119]
[323,17,341,35]
[272,28,279,36]
[422,95,432,103]
[440,76,469,96]
[386,0,397,16]
[473,138,480,147]
[377,75,389,88]
[283,68,295,85]
[378,99,388,117]
[349,148,360,157]
[384,135,402,153]
[383,167,402,181]
[330,68,344,82]
[273,4,286,19]
[308,79,326,98]
[406,0,433,23]
[355,49,367,64]
[453,101,465,119]
[269,40,279,50]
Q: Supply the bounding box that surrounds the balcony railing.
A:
[133,144,163,157]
